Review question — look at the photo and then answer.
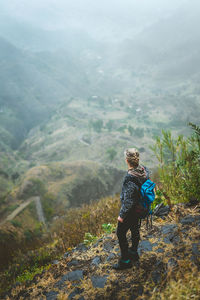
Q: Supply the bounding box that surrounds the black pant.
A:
[117,209,140,260]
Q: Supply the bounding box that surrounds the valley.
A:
[0,0,200,282]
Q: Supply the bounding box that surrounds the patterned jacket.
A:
[119,166,149,219]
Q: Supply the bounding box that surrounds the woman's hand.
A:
[118,216,123,223]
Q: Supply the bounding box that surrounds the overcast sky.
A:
[1,0,190,40]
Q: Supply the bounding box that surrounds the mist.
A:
[1,0,200,293]
[1,0,190,41]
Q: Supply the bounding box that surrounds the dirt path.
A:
[0,196,46,226]
[34,196,46,225]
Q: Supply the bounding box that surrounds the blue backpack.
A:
[135,179,156,228]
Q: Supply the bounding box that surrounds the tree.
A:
[105,120,114,132]
[128,125,134,136]
[106,148,117,162]
[90,119,103,133]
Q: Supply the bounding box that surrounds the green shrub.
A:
[151,124,200,204]
[83,232,97,246]
[102,223,116,234]
[105,120,114,132]
[27,178,46,198]
[152,189,165,211]
[106,148,117,162]
[24,229,33,241]
[10,220,22,228]
[117,125,127,133]
[6,204,19,213]
[41,193,56,222]
[16,264,51,283]
[89,119,103,133]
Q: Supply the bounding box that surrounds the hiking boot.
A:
[112,259,132,270]
[128,249,139,262]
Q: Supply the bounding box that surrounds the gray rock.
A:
[129,286,143,299]
[114,247,120,252]
[171,235,180,244]
[156,248,164,253]
[163,237,171,244]
[76,243,88,251]
[93,238,103,248]
[52,260,59,265]
[151,271,161,284]
[91,275,108,288]
[91,256,101,266]
[103,241,113,252]
[67,259,79,267]
[185,198,199,207]
[180,215,196,225]
[138,240,153,254]
[65,270,84,281]
[153,203,170,216]
[63,251,70,258]
[45,291,58,300]
[104,236,112,240]
[192,243,200,256]
[55,270,84,288]
[106,253,116,261]
[195,215,200,224]
[161,224,177,235]
[161,224,179,245]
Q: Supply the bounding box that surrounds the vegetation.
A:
[106,148,117,162]
[102,223,116,234]
[1,121,200,295]
[89,119,104,133]
[1,4,200,298]
[151,123,200,204]
[0,194,120,294]
[83,232,97,246]
[151,261,200,300]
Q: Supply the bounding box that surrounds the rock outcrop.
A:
[4,204,200,300]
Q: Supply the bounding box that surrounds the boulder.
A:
[138,240,153,254]
[44,291,58,300]
[91,256,101,266]
[180,215,196,225]
[91,275,108,288]
[55,270,84,288]
[160,224,178,235]
[153,203,170,217]
[67,259,79,267]
[103,241,113,252]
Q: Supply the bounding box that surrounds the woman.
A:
[113,148,149,270]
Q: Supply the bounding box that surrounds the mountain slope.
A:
[3,203,200,299]
[118,1,200,81]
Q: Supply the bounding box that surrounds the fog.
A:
[0,0,200,151]
[1,1,200,280]
[1,0,190,41]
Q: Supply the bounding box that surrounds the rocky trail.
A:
[3,204,200,300]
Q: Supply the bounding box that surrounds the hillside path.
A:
[0,196,46,226]
[34,196,46,225]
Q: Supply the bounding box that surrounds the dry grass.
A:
[151,261,200,300]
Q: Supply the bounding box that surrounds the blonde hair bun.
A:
[124,148,139,167]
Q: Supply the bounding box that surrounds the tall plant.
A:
[151,124,200,203]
